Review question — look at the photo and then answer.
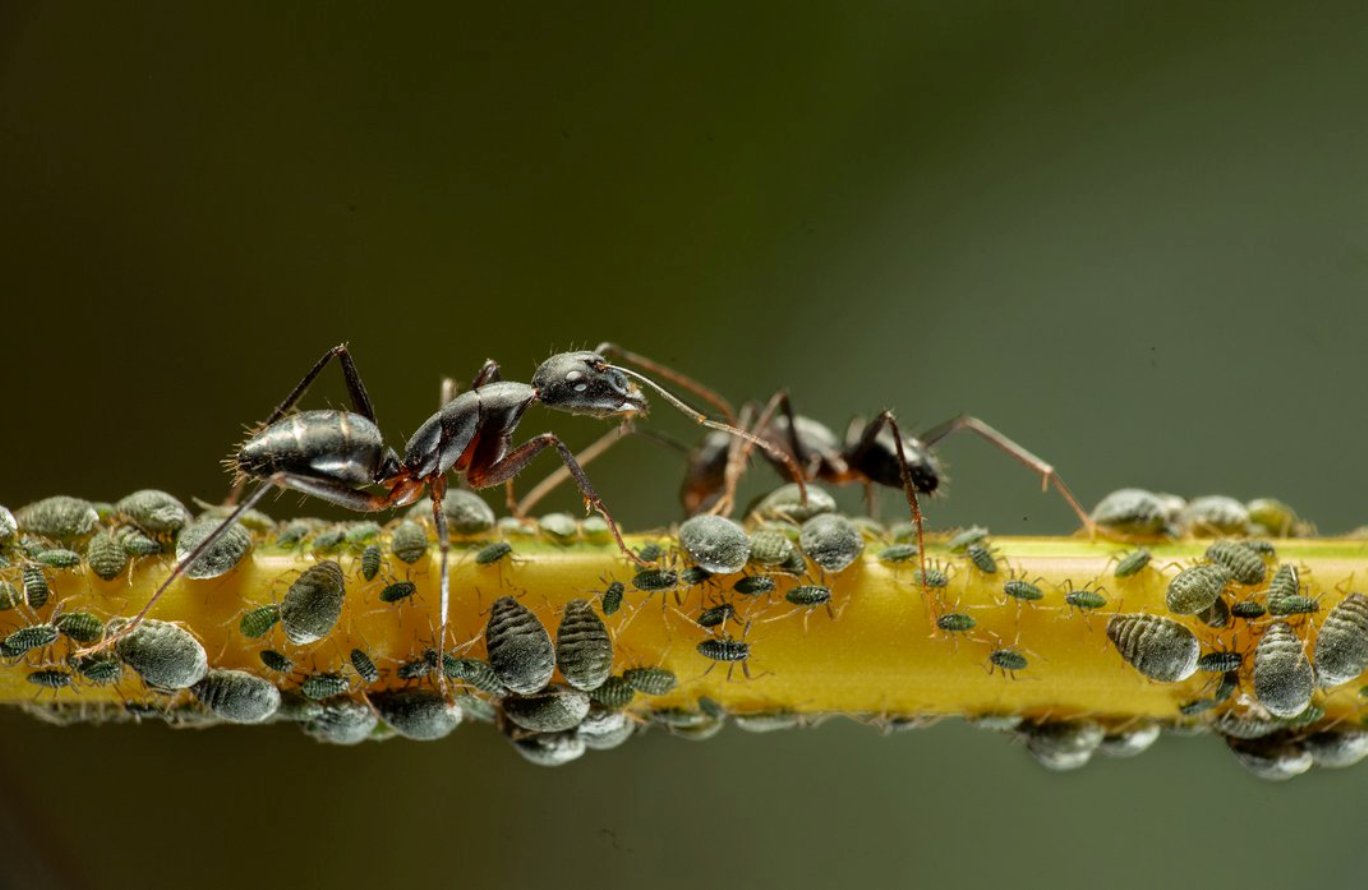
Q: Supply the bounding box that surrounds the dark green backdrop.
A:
[3,3,1367,888]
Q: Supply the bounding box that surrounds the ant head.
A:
[533,352,647,418]
[847,424,941,494]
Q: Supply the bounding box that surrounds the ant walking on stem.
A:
[82,344,804,661]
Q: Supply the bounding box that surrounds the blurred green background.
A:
[4,2,1368,887]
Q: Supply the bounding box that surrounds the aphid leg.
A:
[918,414,1097,538]
[594,343,737,423]
[849,411,933,611]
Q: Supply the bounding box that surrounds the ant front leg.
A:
[467,433,649,567]
[849,411,933,610]
[917,414,1096,537]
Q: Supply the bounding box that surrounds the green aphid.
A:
[733,575,776,596]
[1205,540,1267,586]
[1113,549,1152,579]
[777,548,809,576]
[965,543,998,575]
[635,542,664,563]
[878,544,920,564]
[69,653,122,685]
[588,675,637,710]
[913,566,949,589]
[86,530,130,580]
[599,580,625,616]
[390,521,429,564]
[379,581,417,604]
[538,512,579,542]
[475,541,513,566]
[0,581,20,611]
[623,666,678,695]
[15,496,98,542]
[54,611,104,644]
[1268,595,1319,616]
[4,624,59,656]
[28,668,72,690]
[310,527,347,553]
[948,526,990,553]
[1197,651,1243,673]
[748,529,796,566]
[786,585,832,607]
[238,604,281,639]
[1265,564,1314,615]
[989,649,1029,675]
[22,565,49,608]
[1003,578,1043,602]
[1231,600,1268,620]
[679,566,713,587]
[359,544,383,581]
[697,603,737,628]
[632,569,677,592]
[344,522,382,546]
[273,520,317,548]
[936,613,977,633]
[259,649,294,673]
[115,524,162,557]
[300,672,350,701]
[1065,589,1107,611]
[441,655,506,695]
[35,549,81,569]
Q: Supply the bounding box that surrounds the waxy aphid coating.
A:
[1226,736,1313,782]
[113,619,208,690]
[1003,579,1043,602]
[799,514,864,573]
[1105,614,1200,682]
[259,649,294,673]
[678,515,751,575]
[4,624,59,656]
[1113,549,1152,579]
[937,613,976,633]
[1089,488,1176,535]
[300,672,350,701]
[623,665,678,695]
[948,526,990,553]
[1205,540,1266,586]
[193,669,281,723]
[348,648,380,684]
[475,541,513,566]
[407,491,496,536]
[749,528,797,567]
[878,544,919,564]
[632,569,677,592]
[599,581,625,616]
[34,549,80,569]
[1165,564,1231,615]
[1313,592,1368,688]
[309,527,346,553]
[176,518,254,580]
[1253,621,1315,719]
[1197,651,1243,673]
[86,530,129,580]
[786,585,832,607]
[750,483,836,523]
[239,604,281,639]
[1177,496,1249,536]
[555,599,613,692]
[443,655,508,696]
[371,688,462,741]
[54,612,103,645]
[504,684,592,733]
[115,524,162,557]
[359,544,382,581]
[538,512,579,542]
[16,496,98,541]
[22,565,49,609]
[28,668,72,690]
[279,560,345,645]
[1021,720,1104,771]
[577,707,633,750]
[0,505,16,544]
[965,543,998,575]
[733,575,776,596]
[115,490,191,536]
[304,697,379,746]
[486,596,556,695]
[1098,722,1161,759]
[1304,730,1368,769]
[379,581,416,604]
[389,521,428,564]
[587,675,636,710]
[512,730,586,767]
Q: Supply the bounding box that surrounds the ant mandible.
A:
[84,344,805,656]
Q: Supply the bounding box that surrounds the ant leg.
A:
[917,414,1096,537]
[467,433,648,567]
[429,477,453,693]
[470,359,502,389]
[263,343,379,427]
[594,342,737,423]
[849,412,933,609]
[514,422,634,518]
[440,378,460,408]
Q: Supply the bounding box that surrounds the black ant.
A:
[84,344,804,656]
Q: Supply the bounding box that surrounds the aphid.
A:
[786,584,832,607]
[1197,650,1243,673]
[636,542,664,563]
[379,581,417,604]
[947,526,990,553]
[1212,709,1283,740]
[632,568,677,592]
[69,653,122,685]
[192,669,281,723]
[259,649,294,673]
[733,575,776,596]
[503,685,592,733]
[359,543,383,581]
[1312,592,1368,688]
[1246,498,1303,538]
[397,658,434,681]
[748,529,797,567]
[1243,539,1278,557]
[1177,495,1249,536]
[936,612,977,633]
[578,707,634,749]
[115,524,162,557]
[1268,594,1318,616]
[587,675,636,710]
[1231,599,1267,620]
[370,688,462,741]
[696,635,752,679]
[27,667,72,690]
[1064,586,1107,612]
[3,624,59,657]
[913,565,950,589]
[349,648,380,684]
[987,648,1029,678]
[965,542,998,575]
[1097,722,1161,759]
[0,582,19,612]
[475,541,513,566]
[1090,488,1180,536]
[407,489,497,536]
[279,560,346,645]
[0,505,16,544]
[54,612,103,645]
[538,512,579,542]
[115,490,191,536]
[456,693,499,724]
[112,619,208,690]
[623,665,678,695]
[679,566,713,587]
[1205,540,1266,586]
[1020,720,1104,771]
[1253,620,1315,718]
[35,549,81,569]
[15,495,98,541]
[697,603,738,628]
[777,548,809,576]
[1303,730,1368,770]
[1165,564,1231,615]
[86,530,129,581]
[389,521,429,564]
[273,520,316,548]
[442,655,507,695]
[1225,736,1313,782]
[486,596,556,695]
[511,730,587,767]
[580,515,612,544]
[555,599,613,692]
[678,515,751,575]
[799,514,864,574]
[300,672,351,701]
[22,565,49,609]
[1105,613,1200,682]
[878,544,920,564]
[1003,577,1044,602]
[748,483,836,524]
[238,604,281,639]
[310,526,347,553]
[344,521,382,547]
[175,517,253,580]
[1197,596,1231,629]
[1113,548,1152,579]
[304,697,379,746]
[598,580,625,616]
[1265,564,1317,615]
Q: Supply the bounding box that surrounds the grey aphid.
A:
[580,515,612,544]
[1303,730,1368,769]
[678,515,751,575]
[34,549,81,569]
[442,655,507,696]
[304,698,378,745]
[578,708,635,751]
[456,693,498,724]
[371,688,462,741]
[1177,496,1249,536]
[28,668,72,690]
[344,521,382,546]
[389,520,428,564]
[623,665,678,695]
[86,530,129,581]
[406,491,495,535]
[1021,720,1106,771]
[1211,709,1283,740]
[22,565,49,609]
[1313,592,1368,688]
[555,599,613,692]
[113,619,208,689]
[599,580,625,616]
[511,730,586,767]
[115,524,162,557]
[475,541,513,566]
[734,575,776,596]
[16,496,99,541]
[1225,736,1313,782]
[965,543,998,575]
[486,596,555,695]
[878,544,920,564]
[115,490,191,536]
[0,505,16,544]
[359,544,383,581]
[799,514,864,573]
[749,483,836,523]
[69,653,122,685]
[176,518,253,580]
[192,669,281,723]
[279,561,346,645]
[1097,722,1161,758]
[1089,488,1177,535]
[349,648,380,684]
[734,711,803,733]
[1253,620,1315,718]
[3,624,59,656]
[1165,564,1231,615]
[1105,613,1200,682]
[748,528,797,567]
[503,685,592,733]
[1113,548,1152,579]
[588,676,636,710]
[300,672,350,701]
[538,512,579,542]
[54,612,103,644]
[313,527,351,555]
[1204,540,1266,586]
[947,526,990,552]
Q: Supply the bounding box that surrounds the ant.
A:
[83,343,804,658]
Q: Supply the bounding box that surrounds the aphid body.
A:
[1105,613,1199,682]
[1253,620,1315,719]
[486,596,556,695]
[1313,592,1368,688]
